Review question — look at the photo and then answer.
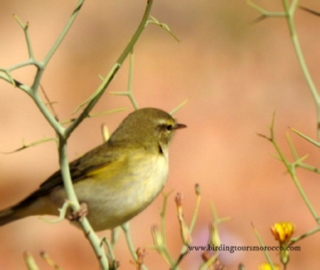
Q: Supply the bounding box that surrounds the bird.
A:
[0,108,186,231]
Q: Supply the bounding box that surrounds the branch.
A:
[259,116,320,224]
[1,1,156,269]
[1,137,57,154]
[247,0,320,140]
[68,0,154,136]
[109,52,139,110]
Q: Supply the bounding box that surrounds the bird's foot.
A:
[67,202,88,222]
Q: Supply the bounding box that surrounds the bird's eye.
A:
[166,124,173,131]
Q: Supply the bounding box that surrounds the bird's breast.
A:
[50,150,170,231]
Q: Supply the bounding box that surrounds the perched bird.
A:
[0,108,186,231]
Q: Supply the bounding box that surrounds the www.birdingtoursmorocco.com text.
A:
[188,244,301,253]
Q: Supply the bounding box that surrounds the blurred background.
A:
[1,0,320,269]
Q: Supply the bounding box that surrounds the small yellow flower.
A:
[258,262,280,270]
[271,222,295,244]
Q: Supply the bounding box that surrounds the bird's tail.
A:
[0,206,22,226]
[0,195,57,227]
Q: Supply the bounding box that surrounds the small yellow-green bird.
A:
[0,108,186,231]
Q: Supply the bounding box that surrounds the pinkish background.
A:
[1,0,320,269]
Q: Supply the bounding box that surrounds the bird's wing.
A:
[33,142,124,198]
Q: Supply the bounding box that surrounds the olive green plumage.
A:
[0,108,186,231]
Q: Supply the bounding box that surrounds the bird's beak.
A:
[173,123,187,130]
